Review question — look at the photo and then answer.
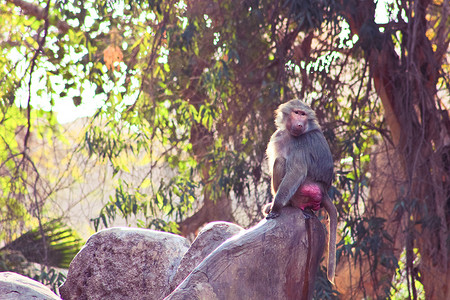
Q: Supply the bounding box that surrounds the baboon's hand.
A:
[266,211,280,219]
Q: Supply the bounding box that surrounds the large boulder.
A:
[0,271,61,300]
[59,227,189,300]
[170,221,244,290]
[165,206,326,300]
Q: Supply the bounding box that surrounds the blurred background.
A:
[1,0,449,298]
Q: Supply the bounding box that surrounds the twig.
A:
[7,0,70,33]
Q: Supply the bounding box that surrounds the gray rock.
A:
[59,227,189,300]
[170,221,244,290]
[165,207,326,300]
[0,271,61,300]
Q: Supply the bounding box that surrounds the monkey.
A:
[264,99,337,283]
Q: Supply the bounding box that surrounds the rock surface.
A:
[170,221,244,290]
[165,207,326,300]
[0,271,61,300]
[59,227,189,300]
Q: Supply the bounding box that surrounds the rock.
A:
[170,221,244,290]
[165,207,326,300]
[59,227,189,300]
[0,271,61,300]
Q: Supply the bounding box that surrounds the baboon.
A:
[265,99,337,283]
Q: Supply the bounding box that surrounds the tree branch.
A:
[7,0,71,33]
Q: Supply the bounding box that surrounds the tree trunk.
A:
[369,30,449,300]
[335,146,407,298]
[178,194,233,237]
[338,0,450,298]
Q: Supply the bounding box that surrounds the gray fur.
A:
[265,99,337,283]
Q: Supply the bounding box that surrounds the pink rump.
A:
[298,184,322,211]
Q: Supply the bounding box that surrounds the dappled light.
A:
[0,0,448,299]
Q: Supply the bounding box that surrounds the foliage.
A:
[0,249,67,294]
[1,220,83,269]
[313,265,340,300]
[0,220,78,294]
[1,0,448,298]
[33,267,67,295]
